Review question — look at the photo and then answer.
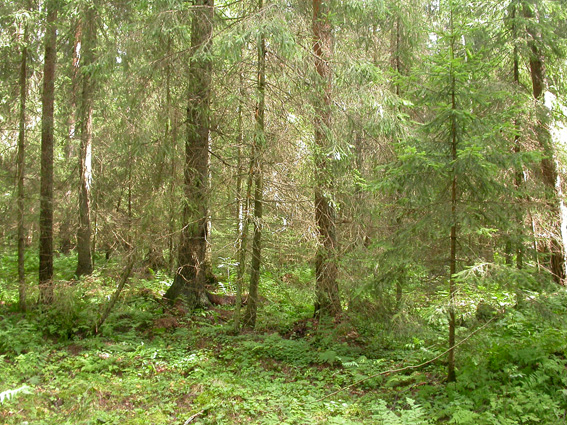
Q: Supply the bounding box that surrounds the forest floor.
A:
[1,253,567,424]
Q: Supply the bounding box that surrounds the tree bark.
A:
[233,70,251,332]
[511,4,526,270]
[39,2,57,304]
[165,0,214,309]
[17,23,28,311]
[243,159,263,328]
[75,4,96,278]
[60,19,82,255]
[242,0,267,329]
[447,7,458,383]
[313,0,341,318]
[165,36,177,273]
[524,2,567,285]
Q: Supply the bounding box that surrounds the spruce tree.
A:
[379,0,519,381]
[313,0,341,318]
[165,0,214,308]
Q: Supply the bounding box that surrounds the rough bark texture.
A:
[165,0,214,309]
[524,2,567,285]
[75,5,96,278]
[17,24,28,311]
[39,3,57,304]
[313,0,341,318]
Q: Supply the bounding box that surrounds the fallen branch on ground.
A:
[184,409,205,424]
[94,251,136,333]
[314,315,498,403]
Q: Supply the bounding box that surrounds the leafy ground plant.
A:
[2,253,567,424]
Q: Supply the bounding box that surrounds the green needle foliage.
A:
[1,0,567,422]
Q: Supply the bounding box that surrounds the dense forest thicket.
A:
[1,0,567,423]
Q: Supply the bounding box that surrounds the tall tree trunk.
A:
[524,3,567,284]
[447,6,458,383]
[17,23,28,311]
[391,12,404,310]
[60,19,82,255]
[165,36,177,273]
[233,70,251,332]
[165,0,214,309]
[313,0,341,318]
[511,4,525,270]
[242,0,267,329]
[75,5,96,277]
[39,2,57,304]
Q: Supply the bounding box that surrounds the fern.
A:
[371,398,432,425]
[0,385,32,404]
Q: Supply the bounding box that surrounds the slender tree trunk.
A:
[165,36,176,273]
[447,7,458,383]
[391,14,401,97]
[165,0,214,309]
[203,186,216,284]
[391,13,405,310]
[234,159,254,328]
[313,0,341,318]
[233,70,251,332]
[524,3,567,285]
[243,164,263,328]
[91,173,98,268]
[39,2,57,304]
[203,137,215,284]
[242,0,267,329]
[60,19,82,255]
[75,4,96,277]
[168,116,178,273]
[127,153,133,247]
[511,7,524,269]
[17,23,28,311]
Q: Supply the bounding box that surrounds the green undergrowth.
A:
[1,253,567,423]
